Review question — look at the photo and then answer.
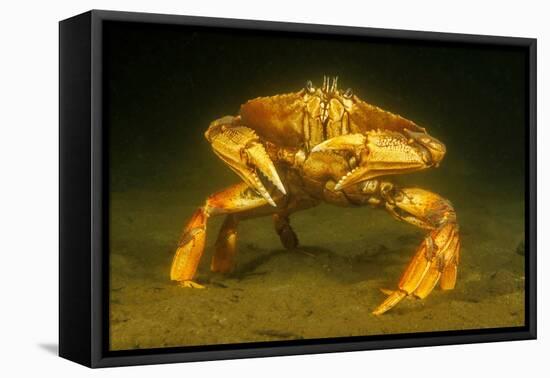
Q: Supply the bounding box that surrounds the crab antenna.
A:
[331,76,339,92]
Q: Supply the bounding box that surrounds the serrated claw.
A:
[250,171,277,207]
[312,134,371,190]
[311,133,367,153]
[246,142,286,195]
[334,166,371,191]
[206,120,286,206]
[317,130,445,191]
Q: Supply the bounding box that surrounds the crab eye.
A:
[344,88,353,98]
[306,80,315,93]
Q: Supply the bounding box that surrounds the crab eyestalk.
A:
[312,130,446,190]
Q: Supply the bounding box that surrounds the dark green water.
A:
[105,21,526,350]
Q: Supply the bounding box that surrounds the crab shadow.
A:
[223,244,334,281]
[208,239,414,286]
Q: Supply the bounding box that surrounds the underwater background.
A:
[105,21,527,350]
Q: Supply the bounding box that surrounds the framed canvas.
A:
[59,10,537,368]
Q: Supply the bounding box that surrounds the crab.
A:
[170,77,460,315]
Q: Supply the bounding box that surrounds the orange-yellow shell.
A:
[239,92,307,148]
[347,96,425,135]
[239,89,425,149]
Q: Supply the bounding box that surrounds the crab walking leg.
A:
[273,213,299,250]
[211,204,305,272]
[170,182,273,287]
[210,215,239,273]
[372,187,460,315]
[271,198,320,250]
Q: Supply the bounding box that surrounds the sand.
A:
[109,171,525,350]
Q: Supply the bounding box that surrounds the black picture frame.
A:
[59,9,537,368]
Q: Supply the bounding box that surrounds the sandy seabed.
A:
[109,176,525,351]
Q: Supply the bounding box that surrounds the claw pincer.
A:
[205,117,286,206]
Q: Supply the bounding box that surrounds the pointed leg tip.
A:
[372,304,389,316]
[178,280,205,289]
[372,290,407,315]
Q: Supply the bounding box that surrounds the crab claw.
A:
[312,133,374,190]
[313,130,445,191]
[246,143,287,196]
[206,121,285,207]
[403,129,446,167]
[312,134,371,190]
[311,133,367,154]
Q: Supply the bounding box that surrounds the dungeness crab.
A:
[170,77,459,315]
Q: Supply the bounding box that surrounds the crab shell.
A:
[236,79,444,192]
[238,84,425,151]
